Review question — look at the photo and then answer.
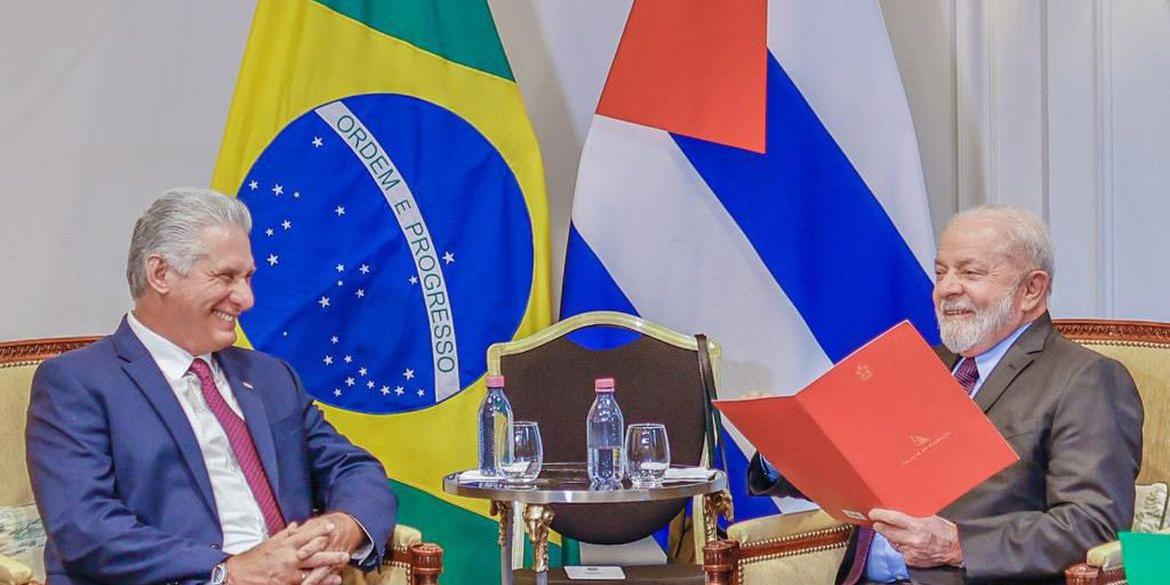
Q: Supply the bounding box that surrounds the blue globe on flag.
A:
[238,93,533,414]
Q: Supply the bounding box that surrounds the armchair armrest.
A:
[0,554,38,585]
[704,510,852,585]
[1064,529,1170,585]
[344,524,443,585]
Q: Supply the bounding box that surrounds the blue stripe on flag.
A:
[561,223,638,318]
[671,52,938,362]
[560,224,643,349]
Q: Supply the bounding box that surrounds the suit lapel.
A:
[972,313,1052,413]
[112,319,219,520]
[216,349,282,494]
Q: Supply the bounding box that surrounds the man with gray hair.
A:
[749,206,1142,584]
[27,188,397,585]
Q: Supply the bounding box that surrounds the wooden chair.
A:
[0,336,442,585]
[699,319,1170,585]
[487,311,728,585]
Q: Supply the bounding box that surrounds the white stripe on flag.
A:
[768,0,935,271]
[571,114,833,455]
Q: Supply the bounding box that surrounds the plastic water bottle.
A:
[477,374,513,477]
[586,377,625,486]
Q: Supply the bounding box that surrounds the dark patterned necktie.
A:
[189,358,286,534]
[954,357,980,396]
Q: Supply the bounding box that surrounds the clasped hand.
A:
[226,513,365,585]
[869,508,964,569]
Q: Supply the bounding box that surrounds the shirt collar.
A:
[969,321,1033,379]
[125,311,214,382]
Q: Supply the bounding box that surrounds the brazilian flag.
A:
[211,1,552,582]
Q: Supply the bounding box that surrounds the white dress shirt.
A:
[126,311,269,554]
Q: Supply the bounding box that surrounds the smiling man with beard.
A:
[748,206,1143,585]
[26,188,396,585]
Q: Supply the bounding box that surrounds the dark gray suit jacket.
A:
[748,314,1143,585]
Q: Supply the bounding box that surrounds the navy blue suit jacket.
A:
[26,318,397,584]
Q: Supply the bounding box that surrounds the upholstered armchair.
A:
[0,337,442,585]
[700,319,1170,585]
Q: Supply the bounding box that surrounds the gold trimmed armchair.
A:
[700,319,1170,585]
[485,310,731,584]
[0,337,442,585]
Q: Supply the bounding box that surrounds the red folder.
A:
[714,321,1018,525]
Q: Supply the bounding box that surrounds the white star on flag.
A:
[358,367,367,376]
[323,355,333,365]
[330,335,339,344]
[344,356,353,364]
[355,289,365,298]
[359,264,371,274]
[248,180,258,190]
[272,184,283,196]
[380,386,390,395]
[293,191,301,199]
[367,380,375,389]
[417,389,425,397]
[267,254,279,266]
[395,386,404,396]
[334,389,341,397]
[336,263,345,272]
[337,280,344,286]
[442,251,455,264]
[312,136,323,148]
[282,219,292,230]
[403,368,415,380]
[265,228,274,237]
[335,206,346,216]
[345,377,355,387]
[409,276,418,285]
[318,296,330,308]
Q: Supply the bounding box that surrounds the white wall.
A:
[2,1,1168,340]
[882,0,1170,320]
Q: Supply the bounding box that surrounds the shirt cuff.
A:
[350,518,376,565]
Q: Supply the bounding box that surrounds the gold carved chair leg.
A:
[702,489,735,543]
[522,504,556,574]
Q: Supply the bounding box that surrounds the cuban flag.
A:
[561,0,940,527]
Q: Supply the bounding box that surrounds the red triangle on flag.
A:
[597,0,767,153]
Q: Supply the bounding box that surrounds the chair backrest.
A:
[1053,319,1170,486]
[487,311,721,545]
[0,337,99,508]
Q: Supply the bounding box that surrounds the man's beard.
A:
[936,288,1019,355]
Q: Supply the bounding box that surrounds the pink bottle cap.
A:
[594,377,615,392]
[486,374,505,388]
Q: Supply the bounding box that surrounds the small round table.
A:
[443,463,730,585]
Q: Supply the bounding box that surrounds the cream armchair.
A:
[1,337,442,585]
[701,319,1170,585]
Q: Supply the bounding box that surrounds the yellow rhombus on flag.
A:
[211,1,553,582]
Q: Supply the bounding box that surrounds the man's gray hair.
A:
[949,205,1055,294]
[127,187,252,298]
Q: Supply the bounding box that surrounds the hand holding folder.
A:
[714,321,1018,525]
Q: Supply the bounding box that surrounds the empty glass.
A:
[502,421,543,484]
[625,423,670,487]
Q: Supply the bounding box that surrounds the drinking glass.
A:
[625,423,670,487]
[502,421,543,484]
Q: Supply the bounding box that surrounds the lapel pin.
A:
[242,381,255,390]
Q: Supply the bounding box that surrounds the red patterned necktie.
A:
[954,357,980,396]
[188,358,286,534]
